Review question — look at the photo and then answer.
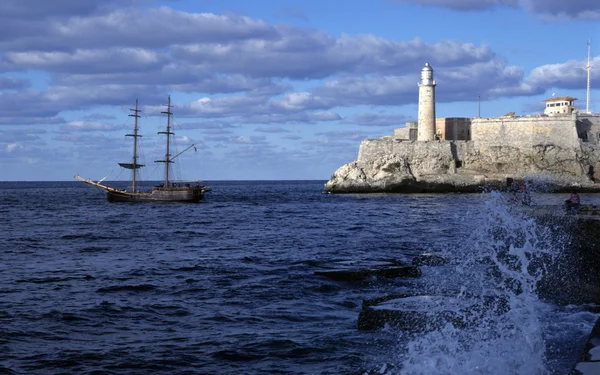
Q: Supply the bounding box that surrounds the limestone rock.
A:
[325,138,600,193]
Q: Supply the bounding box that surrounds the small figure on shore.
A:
[565,189,581,213]
[519,181,531,206]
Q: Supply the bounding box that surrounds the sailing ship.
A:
[75,96,209,202]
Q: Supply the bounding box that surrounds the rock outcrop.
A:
[324,138,600,193]
[314,266,421,282]
[357,294,509,331]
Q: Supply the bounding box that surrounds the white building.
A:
[543,96,578,116]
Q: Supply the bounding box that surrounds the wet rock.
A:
[569,317,600,375]
[412,253,448,267]
[576,205,600,217]
[357,294,508,331]
[310,259,404,269]
[314,266,421,282]
[537,217,600,305]
[362,293,418,308]
[358,295,458,331]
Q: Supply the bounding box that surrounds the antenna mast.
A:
[585,40,592,114]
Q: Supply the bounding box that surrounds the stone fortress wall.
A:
[471,114,581,149]
[577,114,600,142]
[396,112,600,150]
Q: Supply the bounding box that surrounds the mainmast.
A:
[130,100,141,191]
[157,95,174,187]
[119,99,144,192]
[585,40,592,114]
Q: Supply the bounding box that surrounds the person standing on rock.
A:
[519,181,531,206]
[565,189,581,213]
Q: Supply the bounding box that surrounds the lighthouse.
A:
[417,63,436,141]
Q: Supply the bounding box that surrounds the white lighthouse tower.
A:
[417,63,437,141]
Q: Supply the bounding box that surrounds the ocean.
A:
[1,180,598,375]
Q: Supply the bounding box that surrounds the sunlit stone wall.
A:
[471,115,580,150]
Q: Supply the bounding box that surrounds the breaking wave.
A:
[398,190,571,375]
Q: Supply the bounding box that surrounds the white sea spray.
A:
[398,190,567,375]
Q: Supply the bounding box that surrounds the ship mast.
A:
[585,40,592,114]
[158,95,174,187]
[130,100,142,191]
[118,99,144,192]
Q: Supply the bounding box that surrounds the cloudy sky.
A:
[2,0,600,181]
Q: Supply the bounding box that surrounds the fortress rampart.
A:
[471,115,580,150]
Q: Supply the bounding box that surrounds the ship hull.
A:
[106,187,205,203]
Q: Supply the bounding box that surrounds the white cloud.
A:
[0,85,165,123]
[526,57,600,89]
[342,113,409,127]
[314,75,416,106]
[0,116,64,125]
[2,0,136,19]
[0,76,30,90]
[242,111,341,124]
[3,48,165,74]
[255,126,290,133]
[394,0,600,19]
[231,135,267,144]
[192,97,212,108]
[524,0,600,20]
[61,120,122,132]
[0,6,275,52]
[172,36,494,79]
[6,143,22,152]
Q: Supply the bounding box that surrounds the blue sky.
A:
[1,0,600,181]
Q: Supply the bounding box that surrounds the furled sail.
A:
[118,163,145,169]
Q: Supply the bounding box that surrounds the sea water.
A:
[0,181,597,375]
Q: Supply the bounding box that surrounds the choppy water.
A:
[0,181,597,375]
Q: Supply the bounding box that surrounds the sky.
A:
[1,0,600,181]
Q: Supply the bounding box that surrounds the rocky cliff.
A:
[324,138,600,193]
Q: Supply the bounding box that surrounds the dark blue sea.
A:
[1,180,598,375]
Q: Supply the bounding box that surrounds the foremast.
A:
[118,99,144,192]
[157,95,174,187]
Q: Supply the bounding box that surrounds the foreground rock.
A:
[314,266,421,282]
[520,209,600,305]
[412,253,448,267]
[325,138,600,193]
[357,294,508,331]
[570,317,600,375]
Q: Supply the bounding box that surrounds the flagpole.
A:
[586,40,592,114]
